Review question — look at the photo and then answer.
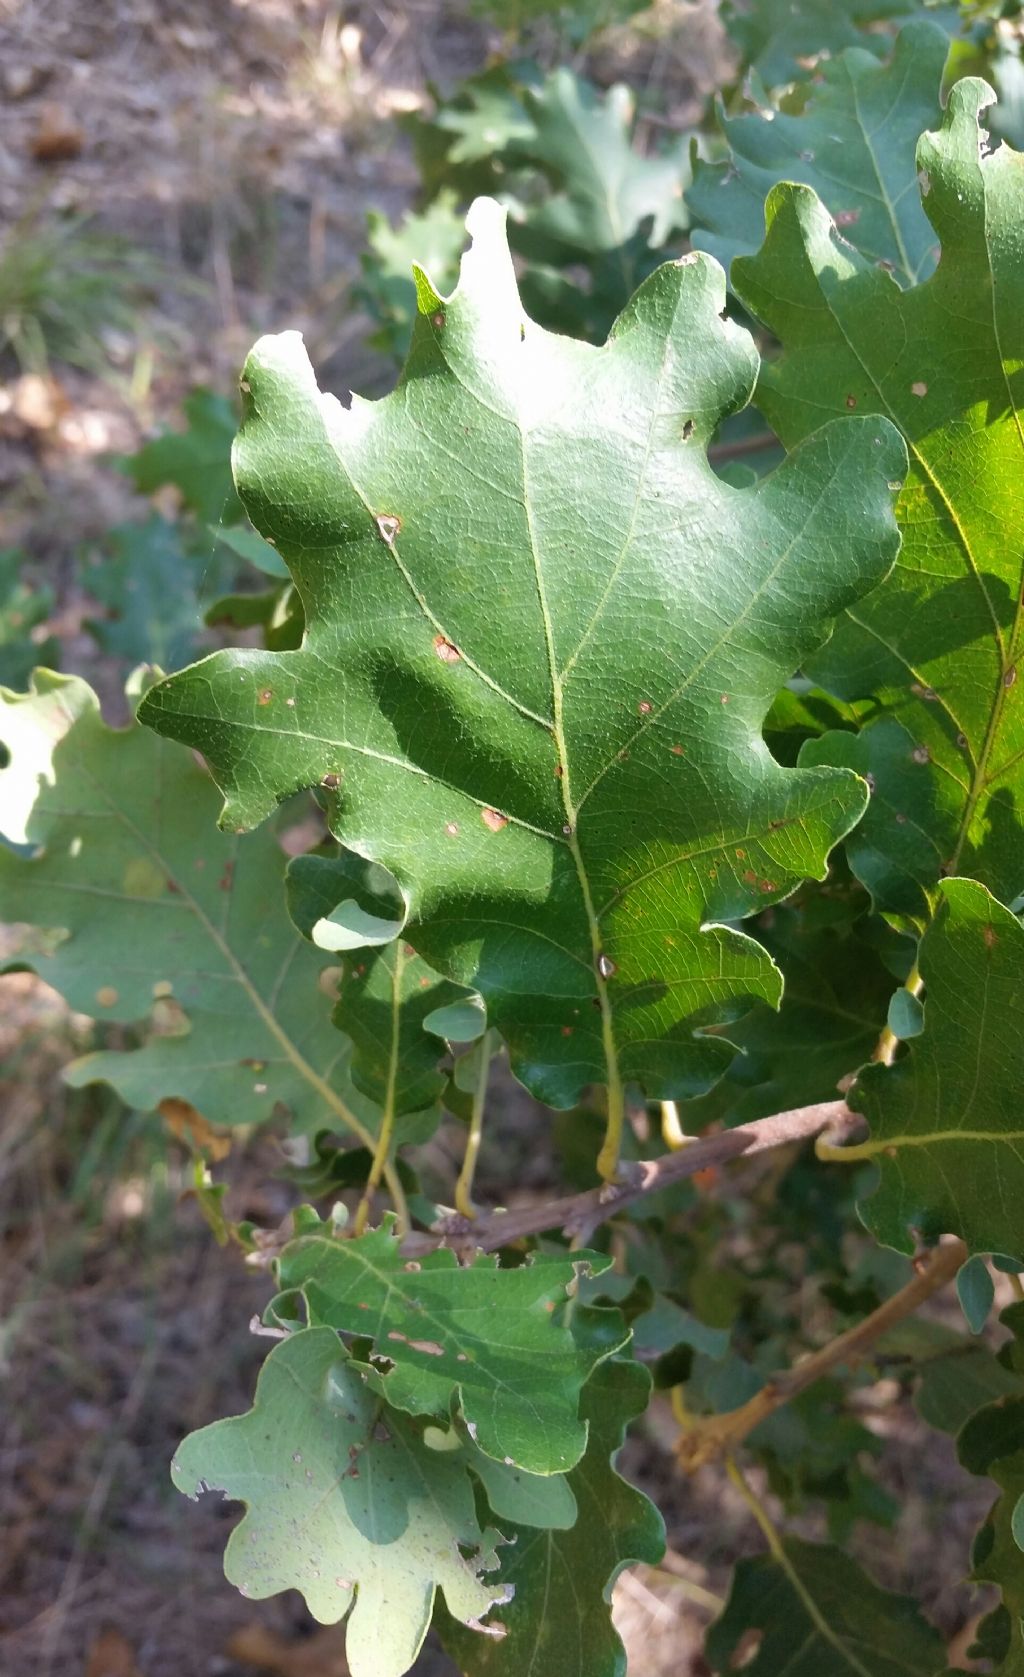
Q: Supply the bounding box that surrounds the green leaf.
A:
[204,581,305,651]
[83,516,203,669]
[287,849,476,1115]
[206,520,289,578]
[668,897,895,1131]
[845,878,1024,1258]
[171,1326,510,1677]
[357,191,468,361]
[514,70,690,258]
[960,1392,1024,1664]
[123,388,242,523]
[437,1357,664,1677]
[915,1340,1024,1436]
[0,549,58,689]
[706,1536,946,1675]
[690,23,946,287]
[0,672,372,1136]
[138,197,905,1121]
[274,1219,627,1472]
[734,79,1024,915]
[958,1254,996,1334]
[721,0,920,89]
[509,71,693,338]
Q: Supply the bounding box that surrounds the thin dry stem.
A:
[676,1237,967,1469]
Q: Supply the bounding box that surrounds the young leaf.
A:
[734,79,1024,915]
[437,1357,664,1677]
[0,672,369,1135]
[274,1220,627,1472]
[356,192,467,360]
[689,22,946,285]
[287,849,477,1115]
[138,197,905,1128]
[171,1327,510,1677]
[845,878,1024,1259]
[707,1536,946,1675]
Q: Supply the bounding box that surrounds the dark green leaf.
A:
[689,22,946,286]
[138,198,905,1118]
[847,878,1024,1258]
[958,1254,996,1334]
[734,80,1024,914]
[287,849,476,1115]
[0,550,58,688]
[84,516,203,669]
[707,1536,946,1675]
[437,1357,664,1677]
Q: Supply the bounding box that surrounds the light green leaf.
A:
[690,22,946,286]
[171,1327,510,1677]
[138,197,905,1119]
[706,1537,946,1675]
[958,1254,996,1334]
[437,1357,664,1677]
[207,520,289,578]
[845,879,1024,1258]
[734,79,1024,915]
[0,672,375,1137]
[274,1219,627,1472]
[356,191,468,361]
[287,849,475,1115]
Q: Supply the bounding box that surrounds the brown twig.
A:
[676,1236,967,1469]
[402,1099,861,1257]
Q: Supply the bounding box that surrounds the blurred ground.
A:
[0,1,1000,1674]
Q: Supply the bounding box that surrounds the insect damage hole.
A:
[376,514,401,544]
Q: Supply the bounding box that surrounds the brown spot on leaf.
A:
[95,985,118,1007]
[257,688,273,705]
[845,394,857,409]
[320,772,341,790]
[481,807,507,832]
[434,635,461,664]
[1005,665,1018,688]
[911,381,928,398]
[638,699,652,715]
[444,821,459,836]
[983,924,999,949]
[912,745,930,764]
[376,514,401,544]
[834,209,860,227]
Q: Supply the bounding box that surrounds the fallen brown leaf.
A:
[227,1622,350,1676]
[30,103,83,163]
[84,1626,142,1677]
